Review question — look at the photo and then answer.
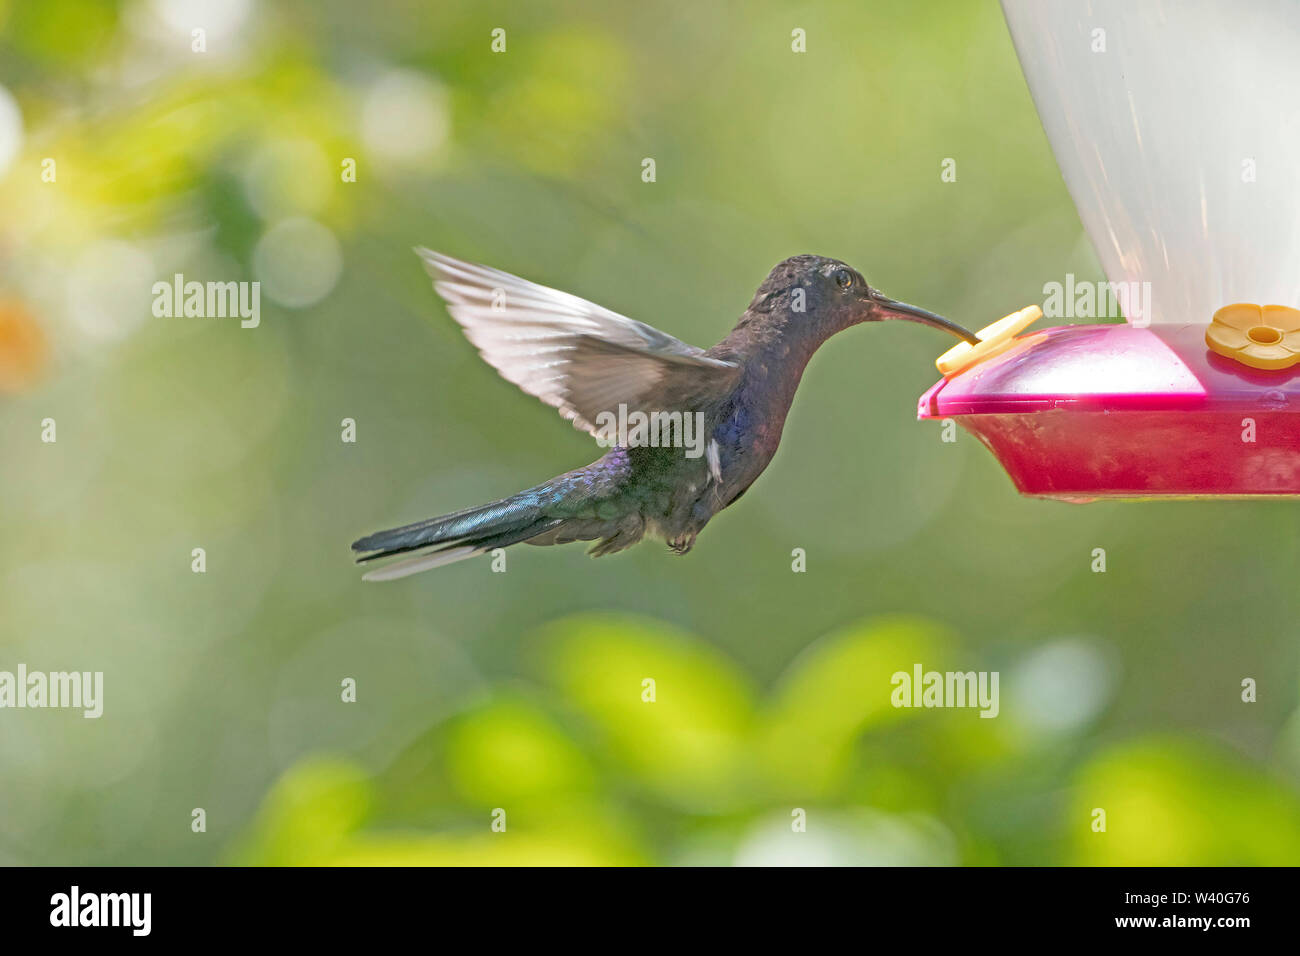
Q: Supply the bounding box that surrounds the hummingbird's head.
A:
[751,256,978,345]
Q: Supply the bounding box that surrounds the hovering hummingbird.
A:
[352,250,977,580]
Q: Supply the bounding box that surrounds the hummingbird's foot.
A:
[667,533,696,555]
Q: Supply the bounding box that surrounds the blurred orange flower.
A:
[0,301,49,392]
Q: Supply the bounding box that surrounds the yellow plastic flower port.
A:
[936,305,1043,378]
[1205,303,1300,370]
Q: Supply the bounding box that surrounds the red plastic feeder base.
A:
[917,324,1300,500]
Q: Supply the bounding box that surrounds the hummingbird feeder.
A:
[917,1,1300,500]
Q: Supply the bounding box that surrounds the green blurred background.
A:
[1,0,1297,866]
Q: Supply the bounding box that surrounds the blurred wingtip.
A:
[413,246,438,273]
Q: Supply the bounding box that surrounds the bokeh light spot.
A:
[0,84,23,178]
[360,69,450,168]
[65,239,155,343]
[252,217,342,308]
[1009,637,1116,736]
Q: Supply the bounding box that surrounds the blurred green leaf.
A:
[228,757,372,866]
[541,613,756,810]
[444,694,597,805]
[756,615,948,797]
[1070,738,1300,865]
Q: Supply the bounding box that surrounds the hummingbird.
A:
[352,250,977,580]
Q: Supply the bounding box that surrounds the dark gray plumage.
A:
[352,250,976,579]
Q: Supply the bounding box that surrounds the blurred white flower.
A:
[733,809,957,866]
[149,0,253,43]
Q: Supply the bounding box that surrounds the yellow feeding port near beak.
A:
[935,306,1043,378]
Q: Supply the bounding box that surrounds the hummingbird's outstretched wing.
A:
[417,249,741,435]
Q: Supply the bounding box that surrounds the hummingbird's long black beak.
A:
[871,293,980,344]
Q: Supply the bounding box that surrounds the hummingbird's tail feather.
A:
[351,493,545,562]
[352,452,640,579]
[357,516,565,582]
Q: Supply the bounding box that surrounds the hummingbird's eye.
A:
[834,269,853,290]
